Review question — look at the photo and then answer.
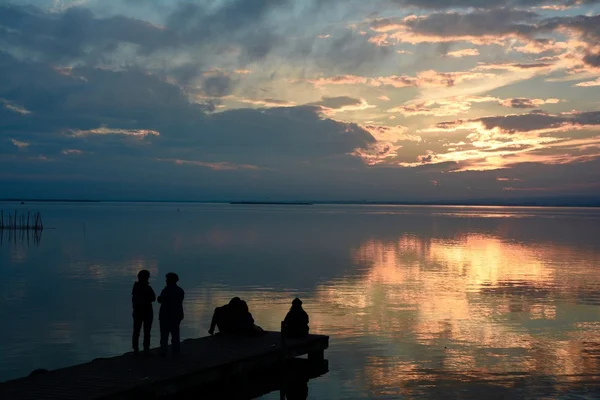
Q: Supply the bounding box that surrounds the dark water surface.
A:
[1,203,600,399]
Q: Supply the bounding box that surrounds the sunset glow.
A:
[1,0,599,201]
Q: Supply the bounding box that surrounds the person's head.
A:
[229,297,241,306]
[165,272,179,285]
[137,270,150,283]
[292,297,303,308]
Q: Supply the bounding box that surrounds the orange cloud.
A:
[388,96,499,117]
[360,124,422,142]
[447,48,480,57]
[575,78,600,87]
[352,142,402,166]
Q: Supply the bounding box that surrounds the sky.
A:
[1,0,600,202]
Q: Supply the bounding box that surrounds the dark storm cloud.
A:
[200,73,236,98]
[0,52,375,171]
[0,5,169,63]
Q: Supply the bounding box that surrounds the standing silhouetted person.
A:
[132,270,156,355]
[158,272,184,356]
[283,298,309,338]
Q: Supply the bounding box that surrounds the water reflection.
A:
[0,229,42,248]
[2,204,600,399]
[311,232,600,397]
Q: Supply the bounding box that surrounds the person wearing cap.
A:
[283,298,309,338]
[157,272,185,356]
[131,270,156,355]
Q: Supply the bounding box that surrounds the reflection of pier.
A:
[0,228,42,247]
[0,332,329,399]
[0,210,44,232]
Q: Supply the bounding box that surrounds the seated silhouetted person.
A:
[209,297,262,336]
[208,297,239,335]
[158,272,184,356]
[132,270,156,355]
[283,298,309,338]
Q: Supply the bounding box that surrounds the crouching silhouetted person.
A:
[209,297,265,336]
[158,272,184,356]
[132,270,156,355]
[283,298,309,338]
[208,297,239,335]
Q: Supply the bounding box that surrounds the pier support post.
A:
[308,349,324,362]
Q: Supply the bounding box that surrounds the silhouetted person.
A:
[132,270,156,355]
[233,299,259,335]
[208,297,240,335]
[283,298,309,338]
[158,272,184,356]
[209,297,264,336]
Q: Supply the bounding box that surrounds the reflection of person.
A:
[132,270,156,355]
[283,298,309,338]
[158,272,184,356]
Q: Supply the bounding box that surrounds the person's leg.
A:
[159,320,169,356]
[143,313,153,353]
[171,321,181,355]
[132,314,143,353]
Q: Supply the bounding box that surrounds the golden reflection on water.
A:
[311,233,600,393]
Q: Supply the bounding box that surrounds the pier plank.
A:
[0,332,329,400]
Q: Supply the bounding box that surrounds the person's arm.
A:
[209,307,219,335]
[131,283,138,307]
[157,289,165,304]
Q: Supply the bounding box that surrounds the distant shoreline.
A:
[1,199,600,207]
[230,201,313,205]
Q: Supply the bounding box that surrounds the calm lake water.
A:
[1,202,600,399]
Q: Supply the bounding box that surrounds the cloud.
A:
[2,100,32,115]
[370,9,539,45]
[396,110,600,171]
[388,96,499,117]
[11,139,30,149]
[435,110,600,134]
[62,149,85,155]
[158,159,262,171]
[69,127,160,137]
[352,142,403,166]
[307,96,375,115]
[234,98,297,107]
[575,78,600,87]
[200,72,236,98]
[446,48,480,58]
[500,98,560,108]
[360,124,422,142]
[309,70,495,89]
[388,0,600,10]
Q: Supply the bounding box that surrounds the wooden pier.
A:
[0,332,329,400]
